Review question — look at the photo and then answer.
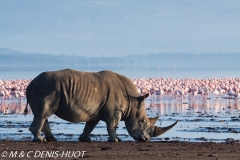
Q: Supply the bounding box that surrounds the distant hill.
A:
[0,48,240,72]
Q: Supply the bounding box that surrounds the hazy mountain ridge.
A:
[0,48,239,71]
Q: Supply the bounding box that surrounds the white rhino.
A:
[24,69,177,142]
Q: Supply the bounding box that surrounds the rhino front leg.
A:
[106,112,122,142]
[41,119,57,142]
[79,120,99,142]
[29,116,46,142]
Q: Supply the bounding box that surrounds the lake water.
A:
[1,93,240,143]
[0,68,240,142]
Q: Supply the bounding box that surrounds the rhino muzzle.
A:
[152,120,178,137]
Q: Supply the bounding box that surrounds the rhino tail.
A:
[24,99,29,116]
[24,79,34,116]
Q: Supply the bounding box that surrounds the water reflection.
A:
[1,94,239,119]
[145,94,240,118]
[0,97,28,114]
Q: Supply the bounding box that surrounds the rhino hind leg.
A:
[79,120,99,142]
[28,95,59,142]
[29,117,47,142]
[41,119,57,142]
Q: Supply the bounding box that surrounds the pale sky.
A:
[0,0,239,56]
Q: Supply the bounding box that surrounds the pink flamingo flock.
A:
[0,78,240,114]
[0,79,28,98]
[0,77,240,114]
[0,79,30,114]
[132,77,240,98]
[0,77,239,99]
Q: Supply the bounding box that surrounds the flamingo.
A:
[212,88,219,96]
[227,87,235,98]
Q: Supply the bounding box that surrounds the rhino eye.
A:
[140,119,146,124]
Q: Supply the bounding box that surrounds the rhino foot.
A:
[32,137,46,143]
[117,137,122,142]
[45,136,57,142]
[79,136,91,142]
[108,137,121,142]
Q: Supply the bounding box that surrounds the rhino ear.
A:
[143,93,149,98]
[149,116,159,125]
[124,95,138,102]
[124,93,149,102]
[138,93,149,102]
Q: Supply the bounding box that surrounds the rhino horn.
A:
[152,121,178,137]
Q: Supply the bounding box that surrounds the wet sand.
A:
[1,140,240,160]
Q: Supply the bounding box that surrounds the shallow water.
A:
[0,94,240,143]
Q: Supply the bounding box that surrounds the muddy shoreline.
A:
[1,140,240,160]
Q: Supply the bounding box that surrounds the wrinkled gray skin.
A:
[24,69,178,142]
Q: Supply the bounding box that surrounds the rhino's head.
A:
[124,93,178,142]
